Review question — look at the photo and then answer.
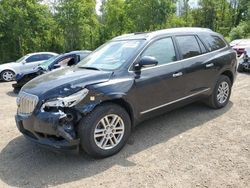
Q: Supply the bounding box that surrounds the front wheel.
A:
[206,75,232,109]
[1,70,15,82]
[78,103,131,158]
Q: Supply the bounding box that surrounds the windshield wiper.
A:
[79,66,101,71]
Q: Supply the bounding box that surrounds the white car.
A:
[229,39,244,47]
[0,52,58,82]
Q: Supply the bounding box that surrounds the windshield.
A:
[77,40,144,70]
[39,55,59,70]
[16,55,28,63]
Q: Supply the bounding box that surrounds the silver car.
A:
[0,52,58,82]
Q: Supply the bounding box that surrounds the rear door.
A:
[174,35,213,96]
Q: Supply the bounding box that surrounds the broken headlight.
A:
[42,88,89,109]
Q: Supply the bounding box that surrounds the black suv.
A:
[15,28,237,158]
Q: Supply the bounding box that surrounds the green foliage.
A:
[229,21,250,40]
[124,0,176,32]
[0,0,250,64]
[0,0,57,63]
[55,0,99,52]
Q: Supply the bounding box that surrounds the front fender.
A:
[74,92,128,114]
[0,67,16,75]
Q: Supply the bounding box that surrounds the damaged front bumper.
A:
[15,111,80,151]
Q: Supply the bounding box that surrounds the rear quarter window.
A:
[200,34,227,51]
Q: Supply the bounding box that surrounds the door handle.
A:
[206,63,214,68]
[173,72,183,78]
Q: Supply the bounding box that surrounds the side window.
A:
[58,57,73,67]
[40,54,53,60]
[176,35,201,59]
[200,34,226,51]
[26,55,42,63]
[141,37,177,66]
[196,36,207,53]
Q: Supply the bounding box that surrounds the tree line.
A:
[0,0,249,64]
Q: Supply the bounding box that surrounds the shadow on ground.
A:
[0,102,233,187]
[6,91,18,97]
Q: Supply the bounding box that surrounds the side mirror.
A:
[22,60,26,64]
[134,56,158,71]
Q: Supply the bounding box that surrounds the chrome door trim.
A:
[128,45,228,73]
[140,88,210,114]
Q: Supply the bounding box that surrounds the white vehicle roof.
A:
[26,52,58,56]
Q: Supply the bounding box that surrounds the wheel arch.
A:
[0,68,16,75]
[220,69,234,84]
[99,98,135,128]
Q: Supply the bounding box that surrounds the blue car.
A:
[12,50,91,93]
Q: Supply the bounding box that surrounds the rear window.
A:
[200,34,226,51]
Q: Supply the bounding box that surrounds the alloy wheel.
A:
[94,114,125,150]
[217,81,229,104]
[2,71,14,81]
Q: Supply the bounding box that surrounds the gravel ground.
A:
[0,73,249,188]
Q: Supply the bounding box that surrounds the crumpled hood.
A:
[22,67,113,97]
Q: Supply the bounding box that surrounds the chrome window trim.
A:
[140,88,210,114]
[128,40,228,73]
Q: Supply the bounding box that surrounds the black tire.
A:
[237,65,244,72]
[206,75,232,109]
[13,87,21,94]
[78,103,131,158]
[1,70,15,82]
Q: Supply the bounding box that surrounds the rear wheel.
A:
[1,70,15,82]
[78,103,131,158]
[206,75,232,109]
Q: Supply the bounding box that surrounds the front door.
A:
[132,37,186,115]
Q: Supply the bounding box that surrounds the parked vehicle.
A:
[229,39,243,47]
[12,50,92,93]
[15,28,237,158]
[237,47,250,72]
[232,39,250,56]
[0,52,58,82]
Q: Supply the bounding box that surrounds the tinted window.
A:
[176,35,201,59]
[40,54,54,60]
[142,37,176,66]
[196,36,207,53]
[201,34,226,51]
[26,55,42,63]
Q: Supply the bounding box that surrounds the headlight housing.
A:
[42,88,89,109]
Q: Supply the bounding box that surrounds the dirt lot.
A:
[0,73,249,188]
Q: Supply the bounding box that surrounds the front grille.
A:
[17,91,39,116]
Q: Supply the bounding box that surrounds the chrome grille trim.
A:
[17,91,39,116]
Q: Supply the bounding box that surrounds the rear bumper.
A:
[15,113,80,151]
